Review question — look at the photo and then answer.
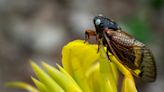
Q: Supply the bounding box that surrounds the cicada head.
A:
[93,15,119,34]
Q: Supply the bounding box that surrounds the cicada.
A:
[85,15,156,82]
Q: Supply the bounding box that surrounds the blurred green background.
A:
[0,0,163,92]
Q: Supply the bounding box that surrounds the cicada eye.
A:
[95,19,101,26]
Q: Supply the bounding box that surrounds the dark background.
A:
[0,0,163,92]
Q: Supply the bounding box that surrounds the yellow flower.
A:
[5,40,137,92]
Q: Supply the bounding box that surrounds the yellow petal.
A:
[30,61,64,92]
[98,43,117,92]
[121,75,137,92]
[5,82,39,92]
[62,40,119,92]
[62,40,99,74]
[107,46,137,92]
[62,40,100,92]
[86,63,101,92]
[42,62,82,92]
[31,77,49,92]
[57,64,82,91]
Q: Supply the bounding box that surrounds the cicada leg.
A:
[97,39,100,53]
[106,47,111,60]
[84,29,96,43]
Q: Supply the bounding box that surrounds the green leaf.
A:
[126,18,153,43]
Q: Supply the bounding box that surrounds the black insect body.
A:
[85,15,156,82]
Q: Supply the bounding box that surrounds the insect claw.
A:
[97,41,100,53]
[106,51,110,60]
[106,47,111,60]
[97,47,99,53]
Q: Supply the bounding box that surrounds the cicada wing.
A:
[104,31,156,82]
[109,41,137,69]
[138,46,157,82]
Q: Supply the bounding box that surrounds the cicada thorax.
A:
[103,30,156,82]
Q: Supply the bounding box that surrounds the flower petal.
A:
[99,43,117,92]
[42,62,82,92]
[121,76,137,92]
[62,40,100,92]
[5,82,39,92]
[107,48,137,92]
[31,77,49,92]
[62,40,99,74]
[30,61,64,92]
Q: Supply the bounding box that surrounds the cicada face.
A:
[92,15,156,82]
[93,16,119,34]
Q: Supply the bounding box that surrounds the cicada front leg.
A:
[85,29,101,53]
[84,29,97,43]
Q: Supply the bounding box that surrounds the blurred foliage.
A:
[125,18,153,43]
[150,0,164,10]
